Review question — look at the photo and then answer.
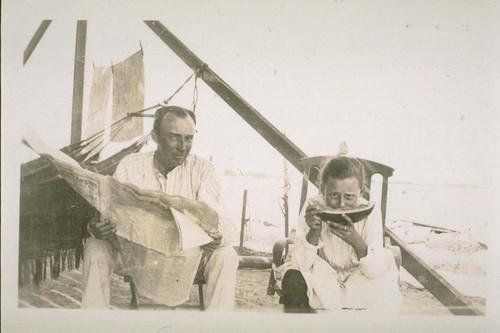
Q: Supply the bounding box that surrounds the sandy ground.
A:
[18,256,472,315]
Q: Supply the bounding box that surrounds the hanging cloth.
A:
[83,66,112,155]
[111,50,145,142]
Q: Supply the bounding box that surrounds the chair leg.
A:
[198,283,205,310]
[267,270,276,296]
[124,276,138,310]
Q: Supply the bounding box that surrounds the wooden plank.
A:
[23,20,52,66]
[144,20,307,173]
[70,21,87,145]
[385,228,483,316]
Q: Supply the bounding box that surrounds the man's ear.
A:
[151,130,158,143]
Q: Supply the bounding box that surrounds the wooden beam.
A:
[23,20,52,66]
[239,256,272,269]
[70,21,87,145]
[144,20,307,173]
[385,228,484,316]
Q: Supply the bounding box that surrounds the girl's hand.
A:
[327,214,368,259]
[305,204,323,246]
[305,204,323,231]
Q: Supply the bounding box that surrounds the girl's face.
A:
[322,176,362,209]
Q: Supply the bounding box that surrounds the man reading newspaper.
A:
[82,106,239,310]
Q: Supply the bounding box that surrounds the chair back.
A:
[299,156,394,227]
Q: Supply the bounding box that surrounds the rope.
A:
[160,70,197,107]
[192,73,199,113]
[89,118,131,157]
[75,117,131,161]
[127,68,200,119]
[67,116,130,153]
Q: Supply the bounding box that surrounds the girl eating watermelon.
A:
[273,156,402,313]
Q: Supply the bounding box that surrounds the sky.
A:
[2,1,500,331]
[2,0,499,189]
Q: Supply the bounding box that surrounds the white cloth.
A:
[82,152,238,310]
[273,195,402,312]
[82,238,238,310]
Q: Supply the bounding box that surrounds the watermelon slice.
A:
[317,201,375,224]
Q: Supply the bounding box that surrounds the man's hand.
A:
[201,238,222,252]
[88,215,117,240]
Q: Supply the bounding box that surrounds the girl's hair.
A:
[153,106,196,135]
[320,156,367,193]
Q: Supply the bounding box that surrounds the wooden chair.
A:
[267,156,401,297]
[125,272,206,310]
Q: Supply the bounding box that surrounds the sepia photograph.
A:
[2,0,499,332]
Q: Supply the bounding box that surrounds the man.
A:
[82,106,239,310]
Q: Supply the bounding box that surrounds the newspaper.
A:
[22,128,218,306]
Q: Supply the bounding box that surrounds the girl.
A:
[274,156,402,313]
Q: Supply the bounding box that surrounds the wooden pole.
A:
[239,189,248,250]
[283,159,290,238]
[23,20,52,66]
[70,20,87,145]
[385,228,483,315]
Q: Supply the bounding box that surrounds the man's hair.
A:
[153,106,197,135]
[320,156,367,191]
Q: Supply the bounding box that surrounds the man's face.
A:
[154,113,196,170]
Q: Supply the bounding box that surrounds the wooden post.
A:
[283,159,290,238]
[70,20,87,144]
[239,189,248,250]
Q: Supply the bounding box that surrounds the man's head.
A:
[152,106,197,171]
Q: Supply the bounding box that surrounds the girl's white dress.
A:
[273,195,402,313]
